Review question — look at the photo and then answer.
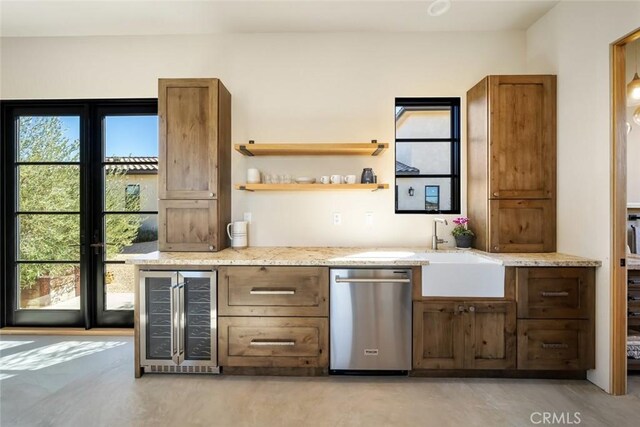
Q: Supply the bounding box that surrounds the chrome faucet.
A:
[432,218,448,250]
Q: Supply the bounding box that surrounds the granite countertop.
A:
[126,247,601,268]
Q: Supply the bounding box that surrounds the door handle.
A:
[171,283,179,364]
[178,282,185,363]
[334,277,411,284]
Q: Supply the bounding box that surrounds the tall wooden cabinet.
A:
[467,75,557,253]
[158,78,231,252]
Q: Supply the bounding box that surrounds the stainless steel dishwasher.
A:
[330,268,412,373]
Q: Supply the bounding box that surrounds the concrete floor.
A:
[1,335,639,427]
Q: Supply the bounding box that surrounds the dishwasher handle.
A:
[334,277,411,284]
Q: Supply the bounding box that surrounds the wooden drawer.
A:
[218,317,328,368]
[218,266,328,316]
[517,319,593,370]
[517,268,594,319]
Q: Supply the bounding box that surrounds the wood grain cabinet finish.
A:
[517,319,594,370]
[413,301,516,370]
[467,75,557,253]
[218,266,329,317]
[413,302,464,369]
[158,200,219,251]
[158,78,232,252]
[489,199,556,253]
[218,317,328,368]
[517,268,594,319]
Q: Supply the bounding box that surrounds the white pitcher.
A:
[227,221,248,249]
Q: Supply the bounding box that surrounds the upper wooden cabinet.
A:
[468,75,557,253]
[158,78,231,252]
[488,76,556,200]
[158,78,231,200]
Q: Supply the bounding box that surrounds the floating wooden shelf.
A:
[235,183,388,192]
[234,141,388,157]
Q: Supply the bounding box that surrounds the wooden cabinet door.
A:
[489,199,556,252]
[517,268,594,319]
[159,79,219,200]
[158,199,218,251]
[464,301,516,369]
[488,75,556,200]
[413,302,464,369]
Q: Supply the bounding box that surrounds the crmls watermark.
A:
[530,412,582,425]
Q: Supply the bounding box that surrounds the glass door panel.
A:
[14,114,84,316]
[143,275,174,360]
[184,276,213,361]
[97,112,158,324]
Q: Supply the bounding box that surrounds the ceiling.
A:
[0,0,560,37]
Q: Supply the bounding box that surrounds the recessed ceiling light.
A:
[428,0,451,17]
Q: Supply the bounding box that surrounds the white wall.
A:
[526,0,640,392]
[1,31,526,246]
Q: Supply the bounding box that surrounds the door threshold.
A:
[0,327,133,336]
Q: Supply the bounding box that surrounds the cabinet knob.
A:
[209,245,214,251]
[493,246,499,251]
[468,306,475,312]
[458,305,465,312]
[493,192,499,197]
[209,192,214,197]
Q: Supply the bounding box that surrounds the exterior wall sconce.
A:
[408,187,415,197]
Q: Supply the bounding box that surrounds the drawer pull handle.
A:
[541,343,569,350]
[250,288,296,295]
[541,291,569,297]
[250,339,295,346]
[334,277,411,284]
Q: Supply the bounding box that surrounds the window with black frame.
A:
[394,98,460,214]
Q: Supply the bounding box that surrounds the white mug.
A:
[330,174,343,184]
[344,175,357,184]
[247,168,261,184]
[227,221,248,248]
[320,176,330,184]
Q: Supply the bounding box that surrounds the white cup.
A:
[227,221,248,248]
[330,174,343,184]
[247,168,261,184]
[320,176,330,184]
[344,175,357,184]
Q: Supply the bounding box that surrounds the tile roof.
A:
[396,160,420,175]
[105,157,158,174]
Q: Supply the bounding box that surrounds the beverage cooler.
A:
[139,270,218,373]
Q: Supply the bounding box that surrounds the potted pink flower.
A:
[452,217,475,248]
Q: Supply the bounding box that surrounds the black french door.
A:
[1,99,157,328]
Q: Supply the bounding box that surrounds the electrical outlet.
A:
[243,212,252,223]
[365,212,374,226]
[333,212,342,226]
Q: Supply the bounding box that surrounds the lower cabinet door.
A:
[465,301,516,369]
[517,319,594,370]
[218,317,328,368]
[413,302,464,369]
